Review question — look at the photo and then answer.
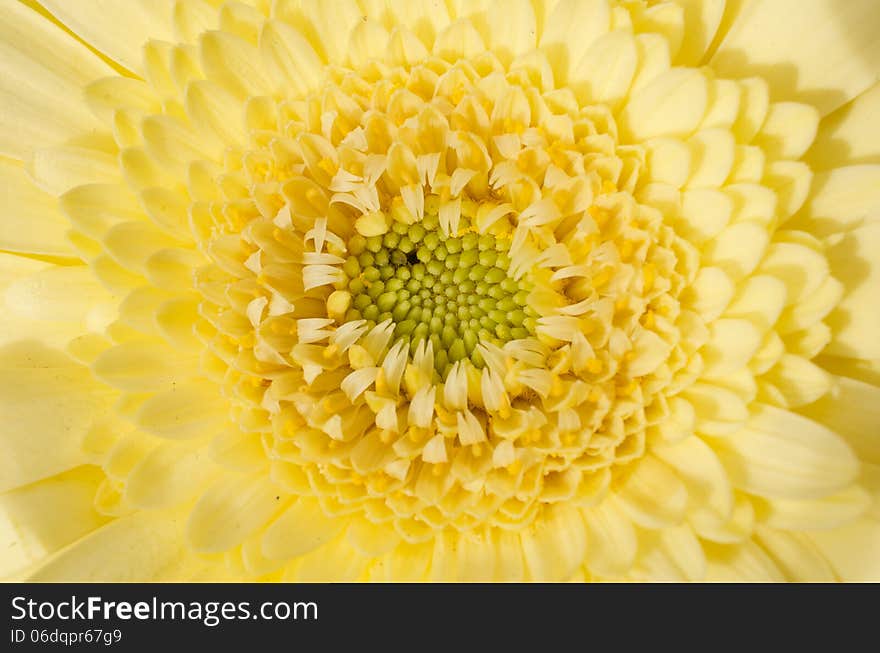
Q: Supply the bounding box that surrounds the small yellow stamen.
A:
[585,358,603,374]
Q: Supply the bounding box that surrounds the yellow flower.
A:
[1,0,879,582]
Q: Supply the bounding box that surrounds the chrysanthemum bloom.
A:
[1,0,878,582]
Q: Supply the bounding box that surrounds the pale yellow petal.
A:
[705,541,785,582]
[581,499,637,577]
[637,524,706,581]
[92,340,199,392]
[260,20,324,97]
[5,264,115,324]
[753,485,871,531]
[754,102,820,160]
[40,0,175,73]
[799,376,880,465]
[25,507,209,581]
[373,541,433,582]
[261,496,345,560]
[134,381,227,439]
[0,2,110,158]
[673,0,726,65]
[715,404,859,500]
[613,455,688,529]
[520,504,587,581]
[0,159,74,256]
[793,165,880,237]
[541,0,611,85]
[0,466,108,577]
[570,31,638,112]
[808,517,880,581]
[825,223,880,359]
[486,0,535,63]
[289,533,369,582]
[620,68,708,142]
[713,0,880,116]
[807,82,880,169]
[653,435,733,518]
[125,441,219,509]
[187,474,284,553]
[30,139,120,197]
[754,527,837,582]
[0,358,114,493]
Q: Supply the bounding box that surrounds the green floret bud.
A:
[363,266,381,282]
[366,280,385,299]
[342,256,360,279]
[341,207,537,374]
[408,223,426,242]
[348,234,367,255]
[383,230,401,249]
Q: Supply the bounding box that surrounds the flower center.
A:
[331,203,538,377]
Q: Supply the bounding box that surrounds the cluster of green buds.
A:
[330,213,538,375]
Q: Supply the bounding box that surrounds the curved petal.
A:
[0,354,114,493]
[808,518,880,581]
[715,404,859,501]
[825,223,880,359]
[0,159,74,256]
[25,508,197,581]
[261,496,346,560]
[520,504,587,581]
[800,376,880,465]
[0,466,108,577]
[808,82,880,169]
[754,527,837,582]
[673,0,726,66]
[711,0,880,116]
[39,0,175,74]
[187,474,284,553]
[0,2,110,159]
[794,165,880,237]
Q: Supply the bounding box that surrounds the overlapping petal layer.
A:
[0,0,878,582]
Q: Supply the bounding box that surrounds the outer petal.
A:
[754,527,837,582]
[0,467,108,577]
[0,350,114,493]
[24,509,204,582]
[800,376,880,465]
[711,0,880,116]
[0,2,110,158]
[520,504,587,581]
[808,518,880,581]
[673,0,726,66]
[825,223,880,359]
[714,404,859,501]
[808,82,880,169]
[793,165,880,237]
[39,0,175,74]
[0,159,74,256]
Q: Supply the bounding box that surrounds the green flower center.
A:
[341,212,537,376]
